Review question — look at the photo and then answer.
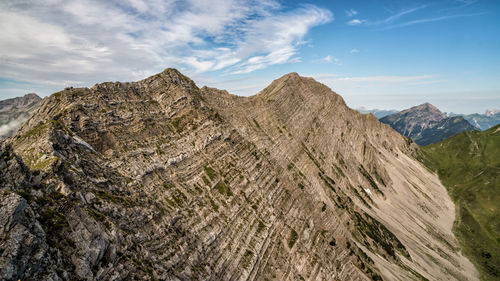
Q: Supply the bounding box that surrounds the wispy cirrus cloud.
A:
[451,0,478,9]
[374,5,428,25]
[346,5,426,27]
[346,3,482,29]
[0,0,332,92]
[384,12,486,29]
[345,9,358,17]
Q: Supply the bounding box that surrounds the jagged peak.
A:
[0,93,42,111]
[281,72,300,79]
[389,102,445,121]
[410,102,441,113]
[145,68,198,86]
[23,93,42,100]
[257,72,333,97]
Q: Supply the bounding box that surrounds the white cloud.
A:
[0,117,24,136]
[0,0,332,91]
[347,19,365,26]
[228,5,333,74]
[345,9,358,17]
[350,49,359,54]
[323,55,341,65]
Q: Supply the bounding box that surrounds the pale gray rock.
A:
[0,193,47,281]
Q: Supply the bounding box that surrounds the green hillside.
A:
[419,124,500,281]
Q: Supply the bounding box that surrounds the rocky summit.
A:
[379,103,477,146]
[0,69,478,280]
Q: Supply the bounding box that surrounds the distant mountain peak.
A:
[380,103,476,145]
[407,102,442,115]
[0,93,42,111]
[24,93,41,99]
[416,102,438,110]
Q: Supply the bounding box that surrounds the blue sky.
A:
[0,0,498,113]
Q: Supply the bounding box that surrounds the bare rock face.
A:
[0,69,478,280]
[0,192,48,280]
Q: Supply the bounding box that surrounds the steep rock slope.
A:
[419,124,500,281]
[380,103,477,145]
[0,69,478,280]
[0,93,42,139]
[201,73,478,280]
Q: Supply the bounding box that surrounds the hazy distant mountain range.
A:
[445,109,500,131]
[0,93,42,139]
[356,107,398,118]
[360,106,500,131]
[378,103,477,146]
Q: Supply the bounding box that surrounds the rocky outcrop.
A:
[0,69,479,280]
[0,193,48,280]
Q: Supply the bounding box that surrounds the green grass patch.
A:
[16,190,33,201]
[359,165,384,195]
[203,165,217,181]
[210,199,219,212]
[87,208,111,229]
[171,116,185,133]
[202,176,210,186]
[257,220,266,233]
[352,211,410,261]
[419,125,500,281]
[288,229,298,249]
[215,181,232,196]
[252,118,261,129]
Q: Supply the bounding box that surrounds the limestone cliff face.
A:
[0,69,478,280]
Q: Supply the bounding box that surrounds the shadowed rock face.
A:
[0,93,42,140]
[380,103,477,146]
[0,69,478,280]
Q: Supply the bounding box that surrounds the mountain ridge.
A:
[0,69,478,280]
